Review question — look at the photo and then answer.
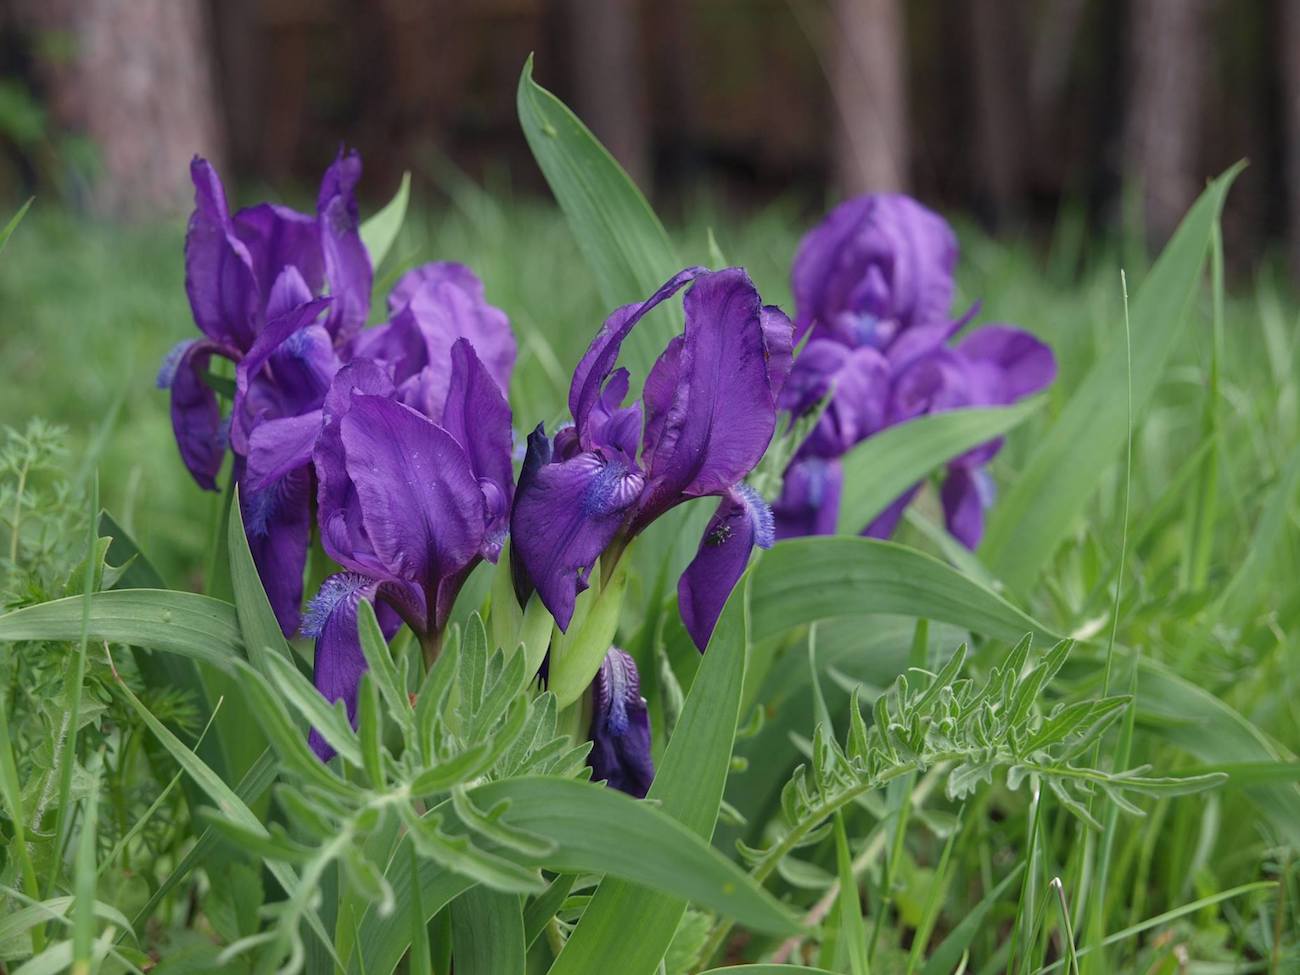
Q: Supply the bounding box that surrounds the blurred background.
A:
[0,0,1296,588]
[0,0,1296,263]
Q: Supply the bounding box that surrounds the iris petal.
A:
[588,648,654,798]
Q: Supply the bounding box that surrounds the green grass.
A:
[0,187,1297,972]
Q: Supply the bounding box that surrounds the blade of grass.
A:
[833,812,871,975]
[45,474,98,897]
[71,762,101,975]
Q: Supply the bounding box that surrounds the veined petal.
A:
[760,304,795,397]
[315,360,397,576]
[232,201,324,309]
[317,150,372,341]
[340,394,485,588]
[230,273,332,453]
[241,463,312,636]
[780,340,890,457]
[773,456,843,540]
[245,410,323,493]
[511,423,553,605]
[569,267,705,441]
[185,157,259,349]
[677,483,774,651]
[441,339,515,561]
[510,450,643,630]
[638,269,778,516]
[588,648,654,798]
[792,193,957,347]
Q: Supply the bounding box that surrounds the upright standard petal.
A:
[791,194,958,347]
[230,271,331,452]
[440,339,515,560]
[588,648,654,798]
[568,267,705,442]
[317,150,372,341]
[511,423,553,605]
[339,394,485,589]
[232,202,325,309]
[510,450,644,630]
[185,157,259,349]
[779,340,890,458]
[678,483,774,651]
[759,305,795,397]
[315,360,395,577]
[637,269,778,518]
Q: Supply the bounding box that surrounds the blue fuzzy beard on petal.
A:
[301,572,372,638]
[735,482,776,550]
[156,339,196,389]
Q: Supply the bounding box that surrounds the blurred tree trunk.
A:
[562,0,651,191]
[967,0,1029,226]
[18,0,225,219]
[1123,0,1207,246]
[831,0,908,195]
[1283,0,1300,280]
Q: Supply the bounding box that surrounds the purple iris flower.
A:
[774,194,1056,548]
[588,648,654,798]
[510,267,793,652]
[157,151,370,635]
[304,283,516,760]
[791,193,958,350]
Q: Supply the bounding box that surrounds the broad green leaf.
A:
[553,538,1053,975]
[980,165,1244,592]
[836,401,1042,534]
[227,488,293,675]
[1214,443,1300,622]
[516,55,681,391]
[749,538,1054,647]
[360,171,411,271]
[0,589,244,671]
[450,888,524,975]
[100,512,233,788]
[350,775,800,975]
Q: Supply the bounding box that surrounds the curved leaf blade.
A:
[980,164,1244,592]
[836,401,1042,535]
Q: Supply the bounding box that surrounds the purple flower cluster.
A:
[159,161,1051,795]
[773,194,1057,547]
